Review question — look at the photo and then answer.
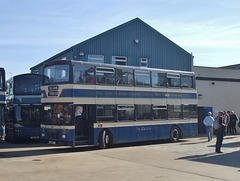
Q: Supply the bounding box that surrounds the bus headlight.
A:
[62,135,66,139]
[41,133,45,137]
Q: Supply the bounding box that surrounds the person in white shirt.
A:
[75,106,83,136]
[203,112,214,141]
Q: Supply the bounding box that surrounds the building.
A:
[194,66,240,134]
[30,18,193,74]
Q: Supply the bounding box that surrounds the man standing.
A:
[226,111,231,134]
[75,106,83,137]
[223,111,230,136]
[203,112,214,141]
[230,111,238,135]
[215,111,227,153]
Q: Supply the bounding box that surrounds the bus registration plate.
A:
[30,136,39,139]
[49,141,56,144]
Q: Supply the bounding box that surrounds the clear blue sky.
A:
[1,0,240,79]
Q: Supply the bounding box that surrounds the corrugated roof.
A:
[30,18,191,71]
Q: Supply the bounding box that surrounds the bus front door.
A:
[75,105,95,144]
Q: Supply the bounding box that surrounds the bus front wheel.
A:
[98,129,114,149]
[170,126,181,143]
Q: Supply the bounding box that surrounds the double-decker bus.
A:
[0,67,6,142]
[41,60,198,148]
[6,74,42,142]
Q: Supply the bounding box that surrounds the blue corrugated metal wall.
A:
[31,18,193,73]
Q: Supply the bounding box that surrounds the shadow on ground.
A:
[177,140,240,168]
[0,139,180,159]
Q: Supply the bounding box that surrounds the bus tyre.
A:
[99,129,114,149]
[170,126,180,143]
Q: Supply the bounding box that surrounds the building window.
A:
[88,54,104,63]
[61,57,67,60]
[112,56,127,65]
[140,58,148,67]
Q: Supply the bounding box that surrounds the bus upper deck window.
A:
[96,67,115,85]
[152,72,166,87]
[167,74,180,88]
[116,69,133,86]
[181,75,193,88]
[73,65,94,84]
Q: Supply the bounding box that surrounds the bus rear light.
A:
[42,128,45,132]
[100,123,103,127]
[62,130,66,134]
[62,135,66,139]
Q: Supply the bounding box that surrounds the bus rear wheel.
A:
[170,126,181,143]
[99,129,114,149]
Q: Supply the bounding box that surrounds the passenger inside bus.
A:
[74,72,81,83]
[116,75,123,85]
[119,111,127,120]
[85,74,94,84]
[100,76,105,84]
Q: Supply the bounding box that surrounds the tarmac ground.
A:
[0,134,240,181]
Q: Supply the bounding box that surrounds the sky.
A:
[1,0,240,79]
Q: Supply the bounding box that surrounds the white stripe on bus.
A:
[93,119,197,128]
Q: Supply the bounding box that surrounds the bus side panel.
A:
[93,122,198,146]
[93,127,136,145]
[115,126,136,144]
[178,122,198,137]
[152,124,169,140]
[135,125,154,142]
[93,128,102,146]
[190,123,198,136]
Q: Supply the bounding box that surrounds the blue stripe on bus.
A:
[59,89,197,99]
[14,97,41,104]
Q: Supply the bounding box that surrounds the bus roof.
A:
[44,60,195,75]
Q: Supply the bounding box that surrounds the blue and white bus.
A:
[41,60,198,148]
[0,67,6,142]
[6,74,42,142]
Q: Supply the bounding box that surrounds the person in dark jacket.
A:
[230,111,238,135]
[215,111,227,153]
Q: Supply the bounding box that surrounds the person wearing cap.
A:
[203,112,214,141]
[215,111,227,153]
